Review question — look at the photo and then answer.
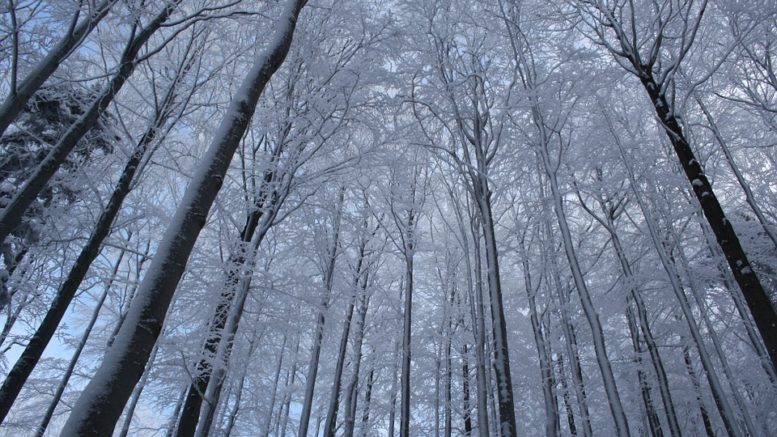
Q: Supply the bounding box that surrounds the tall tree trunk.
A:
[262,335,288,437]
[36,245,126,436]
[640,74,777,374]
[59,2,308,433]
[324,228,369,437]
[683,344,716,437]
[277,332,301,437]
[614,131,744,437]
[0,0,116,137]
[476,189,518,437]
[539,177,593,437]
[0,54,185,421]
[343,289,369,437]
[399,229,414,437]
[519,237,559,437]
[461,343,473,437]
[538,145,631,437]
[359,367,374,437]
[0,0,180,246]
[222,330,258,437]
[460,211,490,437]
[625,304,663,437]
[298,187,344,437]
[175,179,279,436]
[556,353,578,437]
[118,343,159,437]
[388,336,400,437]
[603,214,682,437]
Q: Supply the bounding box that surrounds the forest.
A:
[0,0,775,436]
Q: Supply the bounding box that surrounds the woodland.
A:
[0,0,776,436]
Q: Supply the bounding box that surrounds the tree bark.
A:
[59,2,308,433]
[36,245,126,436]
[640,73,777,374]
[0,56,183,422]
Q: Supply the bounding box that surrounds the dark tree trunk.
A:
[640,74,777,373]
[59,2,308,434]
[0,62,180,423]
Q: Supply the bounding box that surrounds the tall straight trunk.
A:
[520,247,559,437]
[176,196,279,437]
[538,146,631,437]
[0,1,180,246]
[0,56,184,422]
[324,231,369,437]
[343,290,369,437]
[60,2,308,433]
[461,344,473,436]
[639,74,777,374]
[476,190,519,437]
[443,312,453,437]
[222,331,259,437]
[556,353,578,436]
[262,335,288,437]
[359,367,374,437]
[277,334,301,437]
[118,343,159,437]
[399,237,414,437]
[683,344,716,437]
[539,177,592,437]
[195,224,274,437]
[36,246,126,436]
[298,188,344,437]
[625,304,663,437]
[614,133,744,437]
[603,215,682,437]
[462,214,490,437]
[176,184,279,436]
[0,0,115,137]
[388,336,400,437]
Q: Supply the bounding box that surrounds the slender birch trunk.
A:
[60,2,308,433]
